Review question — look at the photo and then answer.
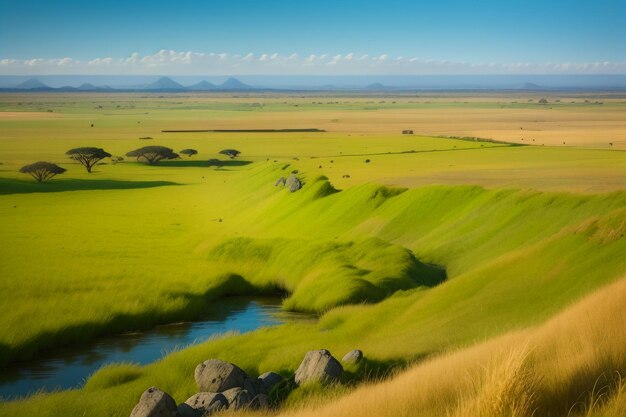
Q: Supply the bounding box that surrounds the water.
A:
[0,296,312,399]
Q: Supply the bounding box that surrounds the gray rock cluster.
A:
[130,349,363,416]
[275,173,303,192]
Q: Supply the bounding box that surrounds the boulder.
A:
[294,349,343,386]
[250,393,269,409]
[222,387,252,411]
[194,359,251,393]
[130,386,177,417]
[177,392,228,417]
[258,371,285,392]
[341,349,364,364]
[285,174,302,192]
[222,388,269,410]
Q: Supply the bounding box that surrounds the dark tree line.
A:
[19,146,242,181]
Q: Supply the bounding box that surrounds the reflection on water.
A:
[0,297,312,399]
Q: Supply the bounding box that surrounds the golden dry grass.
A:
[235,276,626,417]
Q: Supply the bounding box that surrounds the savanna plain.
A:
[1,92,626,417]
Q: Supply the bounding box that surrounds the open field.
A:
[0,92,625,416]
[0,92,625,149]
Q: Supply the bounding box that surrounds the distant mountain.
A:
[365,82,389,91]
[520,82,543,90]
[143,77,185,90]
[53,83,114,92]
[220,77,252,90]
[15,78,49,89]
[187,80,217,91]
[77,83,100,91]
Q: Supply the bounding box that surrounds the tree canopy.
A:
[179,148,198,157]
[126,146,179,165]
[219,149,241,159]
[20,161,66,182]
[66,147,111,173]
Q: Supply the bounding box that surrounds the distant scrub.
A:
[179,148,198,157]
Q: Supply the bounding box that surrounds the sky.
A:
[0,0,625,75]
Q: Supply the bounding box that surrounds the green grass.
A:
[1,94,626,415]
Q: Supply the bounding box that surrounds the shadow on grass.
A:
[0,274,271,369]
[158,159,252,168]
[0,178,180,195]
[268,354,428,407]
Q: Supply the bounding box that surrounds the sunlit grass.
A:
[1,94,625,416]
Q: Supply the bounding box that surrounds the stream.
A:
[0,296,312,399]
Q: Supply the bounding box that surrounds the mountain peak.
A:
[365,82,388,90]
[220,77,252,90]
[77,83,99,91]
[15,78,49,89]
[143,76,184,90]
[188,80,217,91]
[520,82,542,90]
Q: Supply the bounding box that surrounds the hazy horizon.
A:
[2,74,626,90]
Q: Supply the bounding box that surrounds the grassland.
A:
[0,92,625,416]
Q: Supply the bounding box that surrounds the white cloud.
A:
[0,50,624,75]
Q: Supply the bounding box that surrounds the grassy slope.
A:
[236,275,626,417]
[1,165,625,415]
[1,95,626,415]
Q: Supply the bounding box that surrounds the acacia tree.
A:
[179,148,198,157]
[20,161,66,182]
[126,146,179,165]
[219,149,241,159]
[66,147,111,173]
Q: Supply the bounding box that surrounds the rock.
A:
[177,392,228,417]
[130,386,177,417]
[222,387,252,410]
[258,371,285,392]
[194,359,251,393]
[341,349,363,364]
[285,174,302,192]
[222,388,269,410]
[294,349,343,386]
[250,393,269,409]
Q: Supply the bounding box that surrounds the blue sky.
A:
[1,0,624,74]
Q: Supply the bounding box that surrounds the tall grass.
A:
[232,277,626,417]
